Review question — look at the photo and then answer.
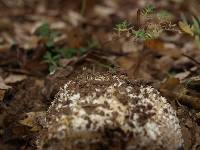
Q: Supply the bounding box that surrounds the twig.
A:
[80,0,86,15]
[137,9,141,30]
[182,53,200,66]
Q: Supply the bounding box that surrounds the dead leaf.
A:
[20,35,39,50]
[66,29,84,48]
[145,39,181,58]
[160,77,180,91]
[94,5,115,17]
[0,89,5,101]
[65,10,85,27]
[0,44,10,53]
[160,78,200,109]
[0,76,11,90]
[19,111,45,131]
[4,74,27,84]
[116,56,135,70]
[51,21,67,30]
[58,58,76,67]
[182,127,192,150]
[174,71,190,80]
[178,94,200,109]
[156,56,174,71]
[122,40,138,53]
[0,18,13,31]
[183,76,200,92]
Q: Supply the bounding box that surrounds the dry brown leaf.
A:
[4,74,27,84]
[122,40,138,53]
[0,76,11,90]
[0,18,13,31]
[94,5,115,17]
[0,89,5,101]
[160,77,200,109]
[156,56,174,71]
[19,111,45,131]
[66,29,84,48]
[51,21,66,30]
[160,77,180,91]
[0,44,10,53]
[174,71,190,80]
[178,94,200,110]
[116,56,135,70]
[22,36,39,50]
[65,10,85,27]
[145,39,181,58]
[58,58,76,67]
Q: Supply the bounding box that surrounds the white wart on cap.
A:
[37,69,183,150]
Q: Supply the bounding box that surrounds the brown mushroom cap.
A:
[37,68,183,150]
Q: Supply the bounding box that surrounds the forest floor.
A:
[0,0,200,149]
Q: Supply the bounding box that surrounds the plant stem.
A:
[81,0,86,16]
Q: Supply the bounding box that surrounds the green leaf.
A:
[43,51,60,72]
[49,64,58,73]
[65,48,77,58]
[133,29,147,40]
[114,21,129,32]
[43,51,52,62]
[35,22,50,37]
[56,48,77,58]
[87,40,100,49]
[46,40,54,48]
[44,53,57,64]
[50,31,60,40]
[79,47,88,55]
[192,17,200,36]
[192,17,200,29]
[142,4,155,16]
[157,10,172,21]
[36,23,61,48]
[195,36,200,48]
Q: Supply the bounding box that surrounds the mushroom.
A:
[37,68,183,150]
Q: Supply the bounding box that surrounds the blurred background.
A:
[0,0,200,150]
[0,0,200,78]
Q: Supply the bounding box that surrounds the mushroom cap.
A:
[38,68,183,150]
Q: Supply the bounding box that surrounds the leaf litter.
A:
[0,0,200,149]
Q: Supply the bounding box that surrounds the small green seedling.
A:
[133,29,148,40]
[44,44,98,73]
[157,10,173,21]
[43,51,60,73]
[35,22,60,47]
[114,5,177,41]
[141,4,155,16]
[36,23,100,73]
[179,16,200,47]
[114,21,129,32]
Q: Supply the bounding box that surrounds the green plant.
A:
[44,45,98,73]
[114,5,177,41]
[35,22,60,47]
[43,51,60,73]
[133,29,148,40]
[114,21,130,33]
[141,4,155,16]
[35,23,100,73]
[157,10,173,21]
[179,16,200,47]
